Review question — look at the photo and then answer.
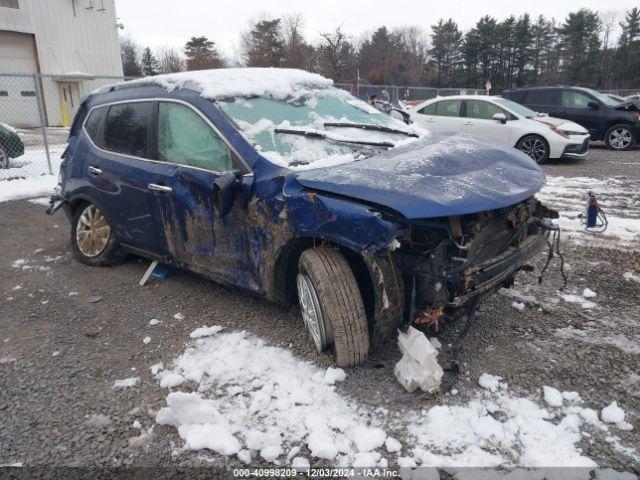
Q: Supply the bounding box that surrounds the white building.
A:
[0,0,123,127]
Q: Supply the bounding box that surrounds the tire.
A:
[515,134,550,164]
[297,248,369,367]
[0,145,9,169]
[71,202,122,267]
[604,124,635,151]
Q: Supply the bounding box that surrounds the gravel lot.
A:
[1,143,639,473]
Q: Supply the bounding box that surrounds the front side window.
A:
[158,102,232,172]
[104,102,153,158]
[466,100,507,120]
[561,91,593,109]
[435,100,461,117]
[418,103,437,115]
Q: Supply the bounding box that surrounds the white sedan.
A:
[408,95,590,163]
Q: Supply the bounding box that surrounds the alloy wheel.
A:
[75,204,111,257]
[608,128,632,150]
[296,273,330,353]
[518,137,547,163]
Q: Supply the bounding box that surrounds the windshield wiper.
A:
[274,128,395,148]
[323,122,418,138]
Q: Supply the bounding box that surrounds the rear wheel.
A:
[604,124,635,151]
[0,145,9,169]
[71,202,122,266]
[297,248,369,367]
[516,135,550,164]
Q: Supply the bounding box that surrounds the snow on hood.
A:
[97,68,333,100]
[533,116,588,133]
[294,134,546,219]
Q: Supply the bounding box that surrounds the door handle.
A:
[88,165,102,175]
[148,183,173,193]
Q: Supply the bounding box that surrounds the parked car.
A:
[502,86,640,151]
[408,95,590,163]
[626,94,640,104]
[605,93,625,103]
[49,69,556,367]
[0,122,25,169]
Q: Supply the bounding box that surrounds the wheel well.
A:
[274,238,375,323]
[515,133,549,149]
[68,198,90,216]
[605,121,634,134]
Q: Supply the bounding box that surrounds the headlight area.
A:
[552,125,588,138]
[389,198,558,333]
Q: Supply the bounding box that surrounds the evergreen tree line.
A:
[121,7,640,91]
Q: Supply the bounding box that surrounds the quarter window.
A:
[84,106,107,146]
[466,100,508,120]
[104,102,153,158]
[435,100,461,117]
[157,102,232,172]
[561,91,593,109]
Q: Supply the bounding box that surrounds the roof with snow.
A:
[101,68,334,100]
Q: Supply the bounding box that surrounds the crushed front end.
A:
[392,197,558,331]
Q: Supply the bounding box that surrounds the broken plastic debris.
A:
[394,326,443,393]
[388,238,401,251]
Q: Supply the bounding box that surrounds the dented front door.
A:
[151,100,251,283]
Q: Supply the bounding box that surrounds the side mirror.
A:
[493,112,507,124]
[213,172,237,218]
[587,101,599,110]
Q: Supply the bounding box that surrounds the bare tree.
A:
[281,13,311,69]
[157,47,186,73]
[317,26,355,81]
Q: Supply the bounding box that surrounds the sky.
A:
[114,0,637,59]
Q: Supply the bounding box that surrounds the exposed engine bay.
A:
[392,197,559,332]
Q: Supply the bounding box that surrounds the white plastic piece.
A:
[394,326,443,393]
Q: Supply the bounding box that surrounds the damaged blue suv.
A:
[50,69,555,367]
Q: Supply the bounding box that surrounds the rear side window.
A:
[435,100,461,117]
[418,103,437,115]
[504,91,527,103]
[84,106,107,146]
[466,100,508,120]
[157,101,233,172]
[104,102,153,158]
[525,90,556,106]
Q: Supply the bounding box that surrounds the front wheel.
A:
[516,135,550,164]
[71,202,122,266]
[604,124,635,151]
[0,145,9,169]
[297,248,369,367]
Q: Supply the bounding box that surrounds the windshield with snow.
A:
[218,87,418,170]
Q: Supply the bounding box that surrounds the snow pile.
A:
[394,326,443,393]
[108,68,333,100]
[601,402,625,424]
[112,377,140,389]
[0,176,57,203]
[189,325,223,339]
[555,326,640,355]
[153,329,639,468]
[511,301,525,312]
[154,328,387,466]
[559,291,597,309]
[623,271,640,283]
[537,176,640,248]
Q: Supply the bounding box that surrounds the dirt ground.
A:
[1,143,639,472]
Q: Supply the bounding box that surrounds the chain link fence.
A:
[335,83,488,103]
[0,72,124,183]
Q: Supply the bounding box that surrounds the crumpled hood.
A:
[533,116,587,133]
[294,134,546,219]
[613,100,640,112]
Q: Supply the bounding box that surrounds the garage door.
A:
[0,31,40,128]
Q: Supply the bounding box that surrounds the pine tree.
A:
[557,9,601,85]
[141,47,160,76]
[429,19,462,87]
[184,36,222,71]
[243,19,286,67]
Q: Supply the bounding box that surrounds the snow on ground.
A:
[555,326,640,355]
[537,176,640,249]
[112,377,140,389]
[153,327,636,468]
[0,176,57,203]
